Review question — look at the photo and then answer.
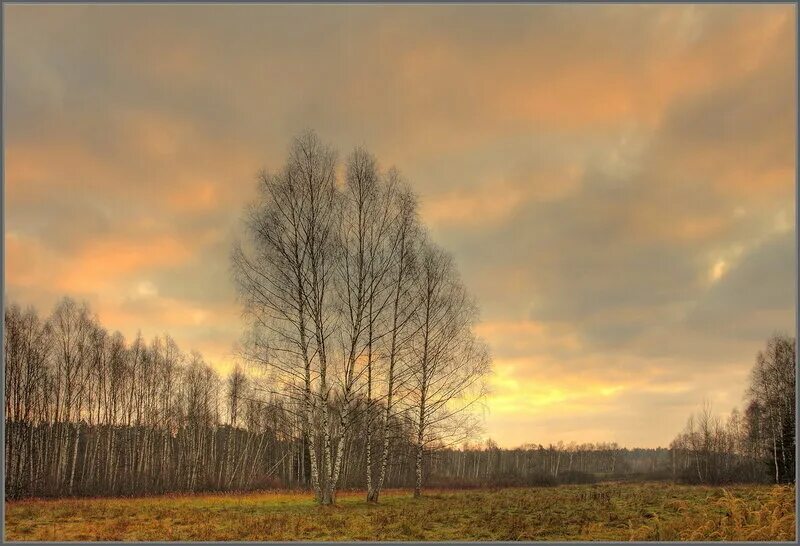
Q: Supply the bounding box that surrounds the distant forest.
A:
[4,298,794,500]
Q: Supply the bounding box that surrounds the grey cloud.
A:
[686,231,795,339]
[10,198,113,252]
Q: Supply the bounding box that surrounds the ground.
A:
[5,482,796,541]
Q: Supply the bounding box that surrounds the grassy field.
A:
[5,482,796,541]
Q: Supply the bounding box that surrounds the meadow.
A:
[5,482,795,541]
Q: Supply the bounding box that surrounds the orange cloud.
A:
[165,180,221,213]
[57,235,193,294]
[5,141,119,202]
[5,232,57,290]
[475,319,582,357]
[422,163,583,229]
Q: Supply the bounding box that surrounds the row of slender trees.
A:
[4,299,239,498]
[5,297,790,498]
[4,298,666,500]
[669,334,795,485]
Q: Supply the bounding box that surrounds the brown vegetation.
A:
[5,483,795,541]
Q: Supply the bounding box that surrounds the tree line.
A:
[5,297,790,498]
[669,333,795,485]
[3,298,664,500]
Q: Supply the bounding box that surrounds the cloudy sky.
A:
[5,4,796,448]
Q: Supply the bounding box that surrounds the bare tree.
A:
[368,175,421,503]
[232,130,339,504]
[406,241,491,498]
[747,333,795,484]
[4,304,51,497]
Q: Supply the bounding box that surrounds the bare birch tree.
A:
[368,174,421,503]
[232,130,339,504]
[406,241,491,498]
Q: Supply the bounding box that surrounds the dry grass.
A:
[5,482,795,541]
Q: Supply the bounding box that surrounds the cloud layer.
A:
[5,4,795,447]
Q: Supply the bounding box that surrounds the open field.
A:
[5,483,795,542]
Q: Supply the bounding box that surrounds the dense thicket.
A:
[669,334,795,485]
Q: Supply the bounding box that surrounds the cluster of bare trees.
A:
[669,402,766,484]
[231,131,491,505]
[669,334,795,485]
[747,334,795,483]
[3,299,294,499]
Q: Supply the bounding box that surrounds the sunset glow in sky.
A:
[5,4,796,448]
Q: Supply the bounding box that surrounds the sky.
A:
[4,4,796,448]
